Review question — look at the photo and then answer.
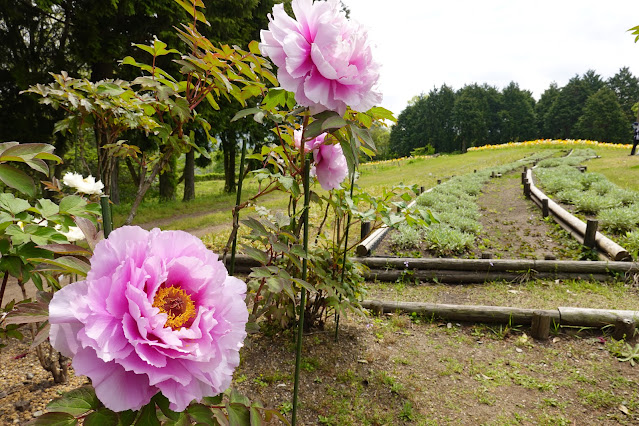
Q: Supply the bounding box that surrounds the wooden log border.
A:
[228,254,639,283]
[361,300,639,328]
[526,168,631,261]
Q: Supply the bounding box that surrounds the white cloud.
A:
[345,0,639,116]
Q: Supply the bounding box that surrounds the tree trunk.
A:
[125,151,174,225]
[183,147,195,201]
[222,133,236,193]
[159,153,177,202]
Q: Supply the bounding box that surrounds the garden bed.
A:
[3,313,639,425]
[374,169,585,261]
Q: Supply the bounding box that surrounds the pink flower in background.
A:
[293,130,348,190]
[313,142,348,190]
[48,227,248,412]
[260,0,381,115]
[293,129,325,152]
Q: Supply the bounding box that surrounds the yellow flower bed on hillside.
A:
[361,155,432,167]
[468,139,632,151]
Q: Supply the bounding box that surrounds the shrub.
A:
[620,230,639,259]
[423,224,475,256]
[599,206,639,234]
[390,224,425,250]
[573,192,621,215]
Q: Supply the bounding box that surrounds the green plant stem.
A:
[335,171,356,341]
[100,195,112,238]
[229,138,248,276]
[292,158,310,426]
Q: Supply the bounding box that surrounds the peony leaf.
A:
[0,142,55,158]
[84,408,119,426]
[242,246,268,265]
[37,243,92,257]
[0,141,19,157]
[249,407,263,426]
[0,193,31,214]
[227,403,250,425]
[117,410,137,426]
[248,40,261,55]
[4,299,49,324]
[30,412,78,425]
[202,395,223,405]
[30,321,50,349]
[321,115,347,132]
[232,107,261,122]
[186,403,216,425]
[59,195,87,215]
[0,164,36,198]
[152,393,179,421]
[135,402,160,426]
[47,386,101,416]
[74,216,102,252]
[30,256,90,276]
[35,198,60,218]
[163,413,191,426]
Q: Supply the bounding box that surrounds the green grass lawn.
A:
[113,142,637,235]
[586,146,639,191]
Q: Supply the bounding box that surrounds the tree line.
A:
[387,68,639,158]
[0,0,282,204]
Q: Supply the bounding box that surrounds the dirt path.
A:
[472,171,572,260]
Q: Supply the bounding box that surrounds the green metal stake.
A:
[291,159,310,426]
[335,170,356,342]
[229,138,248,276]
[100,195,112,238]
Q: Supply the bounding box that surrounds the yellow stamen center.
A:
[152,286,196,330]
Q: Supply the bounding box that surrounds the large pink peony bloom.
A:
[313,142,348,191]
[260,0,382,115]
[48,227,248,412]
[294,130,348,190]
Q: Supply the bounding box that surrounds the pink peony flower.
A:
[48,226,248,412]
[313,142,348,191]
[260,0,382,115]
[293,129,325,152]
[293,130,348,190]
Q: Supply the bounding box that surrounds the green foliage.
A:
[0,142,62,198]
[574,87,629,143]
[423,224,475,256]
[620,230,639,258]
[390,223,425,250]
[599,206,639,234]
[535,152,639,236]
[35,386,287,425]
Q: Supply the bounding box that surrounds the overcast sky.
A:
[344,0,639,117]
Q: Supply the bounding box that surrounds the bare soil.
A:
[2,315,638,425]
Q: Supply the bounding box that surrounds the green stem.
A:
[230,138,248,276]
[291,158,310,426]
[335,170,356,342]
[100,195,112,238]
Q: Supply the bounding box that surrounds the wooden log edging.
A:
[354,257,639,274]
[361,300,639,328]
[526,168,631,261]
[366,269,612,284]
[227,254,639,282]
